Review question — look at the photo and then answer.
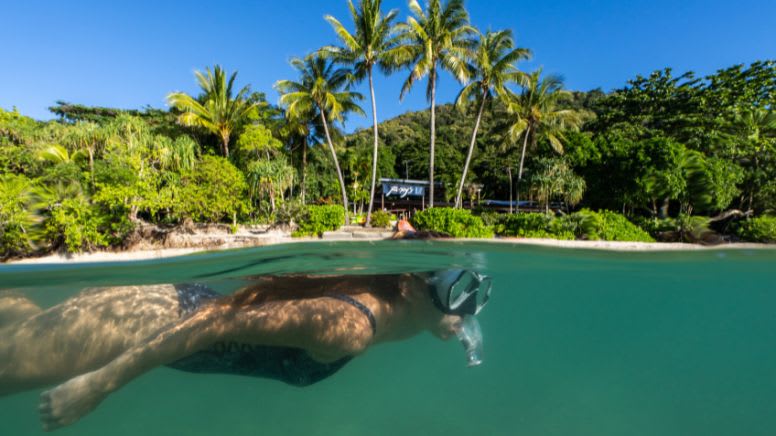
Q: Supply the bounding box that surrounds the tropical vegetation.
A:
[1,0,774,260]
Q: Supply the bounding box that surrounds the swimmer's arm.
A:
[40,305,229,430]
[41,298,374,429]
[97,298,372,389]
[228,298,374,362]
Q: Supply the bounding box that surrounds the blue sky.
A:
[2,0,774,131]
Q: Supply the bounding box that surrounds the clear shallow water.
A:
[1,241,775,436]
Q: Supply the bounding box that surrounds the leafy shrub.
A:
[476,211,504,227]
[0,174,43,258]
[178,156,248,223]
[735,216,776,243]
[597,211,654,242]
[293,205,346,237]
[495,213,571,239]
[564,209,655,242]
[546,216,579,240]
[672,214,713,243]
[45,197,109,253]
[411,208,494,238]
[495,210,653,242]
[634,214,711,243]
[350,212,367,226]
[631,216,669,237]
[369,210,394,229]
[40,162,87,187]
[274,200,307,228]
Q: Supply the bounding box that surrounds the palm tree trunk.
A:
[222,133,231,158]
[455,96,487,209]
[301,138,307,205]
[88,150,95,186]
[516,126,531,212]
[270,184,276,213]
[288,146,294,199]
[507,166,513,214]
[320,110,350,225]
[429,69,437,208]
[366,68,380,227]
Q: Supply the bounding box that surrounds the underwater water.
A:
[1,241,775,436]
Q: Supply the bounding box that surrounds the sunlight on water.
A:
[1,241,775,435]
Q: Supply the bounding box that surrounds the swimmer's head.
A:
[423,271,489,367]
[425,270,491,317]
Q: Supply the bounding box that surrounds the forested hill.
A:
[345,101,526,201]
[344,90,601,203]
[347,61,775,218]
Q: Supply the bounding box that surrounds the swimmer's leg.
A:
[0,285,180,398]
[0,293,42,329]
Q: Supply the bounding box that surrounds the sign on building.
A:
[382,182,426,199]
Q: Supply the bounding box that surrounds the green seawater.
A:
[1,241,775,436]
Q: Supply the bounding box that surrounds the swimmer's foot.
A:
[39,372,108,431]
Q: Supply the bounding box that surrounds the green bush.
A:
[45,197,109,253]
[494,210,653,242]
[672,214,713,243]
[411,208,494,238]
[274,200,307,228]
[561,209,654,242]
[735,216,776,243]
[350,212,367,226]
[597,210,654,242]
[178,156,248,223]
[40,162,87,187]
[0,174,42,258]
[632,215,711,243]
[495,213,572,239]
[293,205,346,237]
[369,210,394,229]
[476,211,504,227]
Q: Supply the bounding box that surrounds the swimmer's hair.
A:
[223,274,405,307]
[392,230,451,240]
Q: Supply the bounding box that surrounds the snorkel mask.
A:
[427,270,492,367]
[427,269,492,316]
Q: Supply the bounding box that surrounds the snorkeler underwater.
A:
[0,271,491,431]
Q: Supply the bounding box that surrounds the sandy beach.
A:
[5,227,772,265]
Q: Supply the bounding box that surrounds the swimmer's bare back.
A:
[391,218,449,240]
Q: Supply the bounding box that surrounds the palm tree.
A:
[36,144,81,165]
[321,0,407,226]
[280,111,316,205]
[726,108,776,210]
[64,122,102,181]
[0,174,47,255]
[400,0,475,207]
[530,157,586,213]
[275,56,365,225]
[157,136,198,172]
[167,65,258,158]
[505,70,589,211]
[453,29,530,208]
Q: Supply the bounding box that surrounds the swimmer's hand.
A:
[39,371,108,431]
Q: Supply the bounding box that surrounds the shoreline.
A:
[5,231,773,265]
